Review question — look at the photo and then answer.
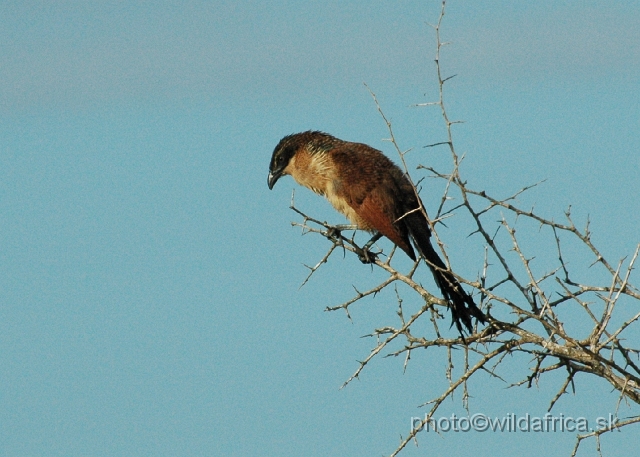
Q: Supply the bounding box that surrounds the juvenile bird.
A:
[268,131,485,334]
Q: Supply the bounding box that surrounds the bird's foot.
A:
[356,232,383,264]
[355,247,378,264]
[326,226,341,240]
[326,224,358,240]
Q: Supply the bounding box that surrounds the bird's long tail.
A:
[406,213,485,334]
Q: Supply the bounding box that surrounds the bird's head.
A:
[267,134,299,190]
[268,131,338,189]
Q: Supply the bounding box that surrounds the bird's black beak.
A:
[267,170,281,190]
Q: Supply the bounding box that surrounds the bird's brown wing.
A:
[329,146,416,259]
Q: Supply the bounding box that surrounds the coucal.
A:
[267,131,485,334]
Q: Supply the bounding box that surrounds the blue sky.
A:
[1,1,639,456]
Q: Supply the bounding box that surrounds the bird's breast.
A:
[324,181,364,227]
[287,149,371,230]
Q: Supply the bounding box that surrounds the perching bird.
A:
[267,131,485,334]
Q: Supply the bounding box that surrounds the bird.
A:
[267,130,485,334]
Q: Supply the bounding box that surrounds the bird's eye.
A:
[277,156,283,164]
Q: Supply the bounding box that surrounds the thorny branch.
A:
[285,2,638,456]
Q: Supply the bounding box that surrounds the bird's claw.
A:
[356,246,378,264]
[326,226,342,240]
